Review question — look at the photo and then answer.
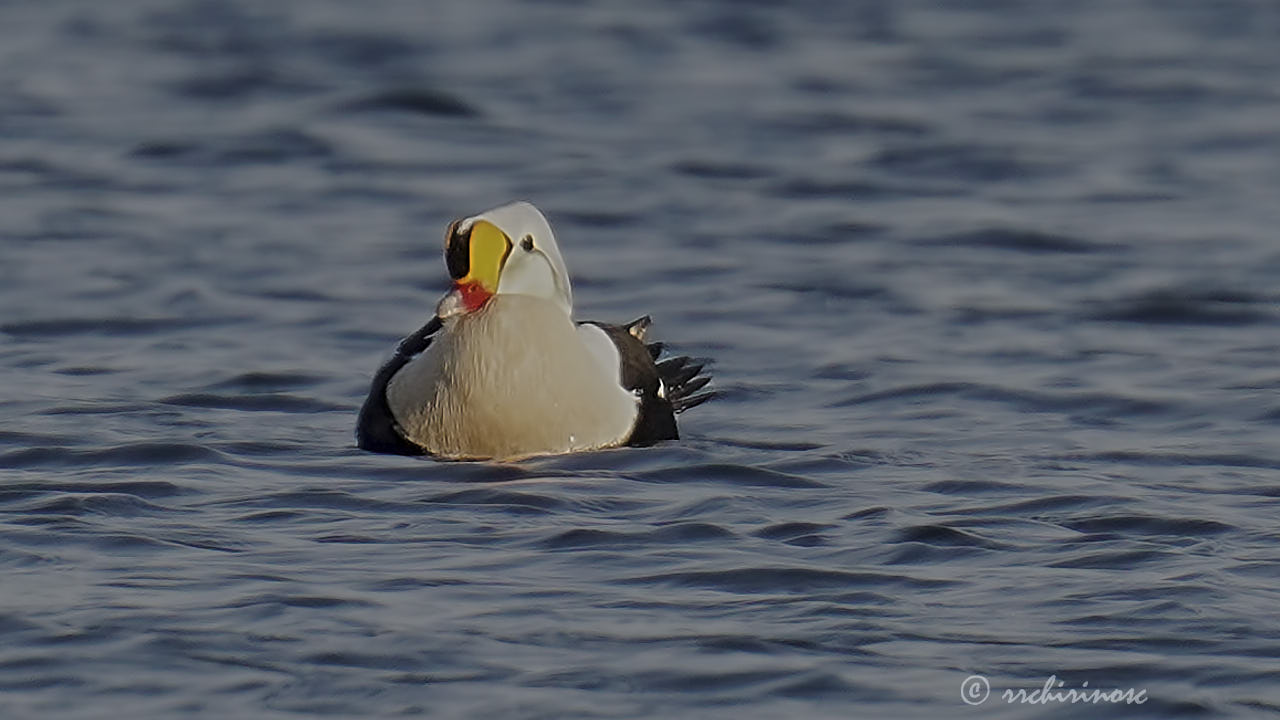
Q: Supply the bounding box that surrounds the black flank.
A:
[355,316,441,455]
[585,316,714,447]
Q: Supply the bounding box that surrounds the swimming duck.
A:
[356,201,712,460]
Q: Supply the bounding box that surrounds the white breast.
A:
[386,296,638,460]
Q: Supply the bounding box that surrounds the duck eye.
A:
[520,235,535,251]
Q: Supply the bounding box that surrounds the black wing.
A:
[583,316,714,447]
[355,316,441,455]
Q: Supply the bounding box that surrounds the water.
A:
[3,1,1280,717]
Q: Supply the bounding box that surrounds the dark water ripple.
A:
[338,88,482,119]
[4,0,1280,718]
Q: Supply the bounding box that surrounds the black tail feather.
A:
[655,357,681,372]
[678,375,711,397]
[672,391,714,414]
[657,353,715,415]
[671,363,704,387]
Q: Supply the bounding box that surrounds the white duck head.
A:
[437,201,573,318]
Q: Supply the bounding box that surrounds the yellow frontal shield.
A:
[459,220,511,293]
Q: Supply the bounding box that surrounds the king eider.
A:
[356,201,713,461]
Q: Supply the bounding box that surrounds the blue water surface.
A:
[3,1,1280,718]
